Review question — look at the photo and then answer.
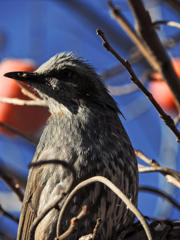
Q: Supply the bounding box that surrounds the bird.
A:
[4,52,138,240]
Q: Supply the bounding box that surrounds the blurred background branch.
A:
[0,0,180,239]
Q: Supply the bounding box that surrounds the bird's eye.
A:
[49,68,78,85]
[60,69,73,78]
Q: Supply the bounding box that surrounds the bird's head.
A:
[4,52,119,114]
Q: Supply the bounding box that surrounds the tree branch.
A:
[108,1,156,69]
[107,70,149,96]
[164,0,180,15]
[136,150,180,188]
[0,165,24,202]
[128,0,180,107]
[57,176,152,240]
[0,204,19,223]
[16,81,38,100]
[153,20,180,29]
[55,206,87,240]
[101,31,180,81]
[139,186,180,211]
[96,29,180,142]
[0,122,38,144]
[0,97,47,107]
[78,218,101,240]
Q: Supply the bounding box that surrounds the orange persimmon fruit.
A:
[150,58,180,112]
[0,59,49,136]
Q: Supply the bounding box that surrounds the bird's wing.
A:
[17,146,71,240]
[17,164,45,240]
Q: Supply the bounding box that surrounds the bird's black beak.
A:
[4,71,41,85]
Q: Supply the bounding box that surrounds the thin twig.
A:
[29,159,76,240]
[92,218,101,239]
[107,83,139,96]
[139,186,180,211]
[57,176,152,240]
[0,97,47,107]
[0,165,27,189]
[135,150,156,166]
[0,166,24,202]
[128,0,180,107]
[0,204,19,223]
[136,150,180,188]
[96,29,180,142]
[153,20,180,29]
[16,81,38,100]
[109,0,180,107]
[0,231,15,240]
[164,0,180,15]
[164,175,180,188]
[79,235,92,240]
[56,0,132,53]
[107,70,149,96]
[78,234,92,240]
[55,206,87,240]
[101,32,180,81]
[108,1,156,70]
[174,113,180,125]
[0,122,37,144]
[78,218,102,240]
[101,64,127,81]
[139,165,180,179]
[139,166,180,188]
[136,150,180,177]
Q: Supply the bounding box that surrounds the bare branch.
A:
[56,0,132,52]
[79,235,92,240]
[108,1,180,107]
[128,0,180,107]
[174,113,180,125]
[101,32,180,81]
[164,0,180,15]
[165,175,180,188]
[57,176,152,240]
[153,20,180,29]
[16,81,38,100]
[107,70,149,96]
[0,165,24,202]
[135,150,156,166]
[108,1,156,70]
[0,122,38,144]
[0,204,19,223]
[55,206,87,240]
[124,218,180,239]
[0,97,47,107]
[30,161,152,239]
[136,150,180,188]
[96,29,180,142]
[0,165,26,189]
[139,166,180,188]
[139,186,180,211]
[107,83,139,96]
[139,165,180,178]
[78,218,101,240]
[91,218,101,240]
[0,231,15,240]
